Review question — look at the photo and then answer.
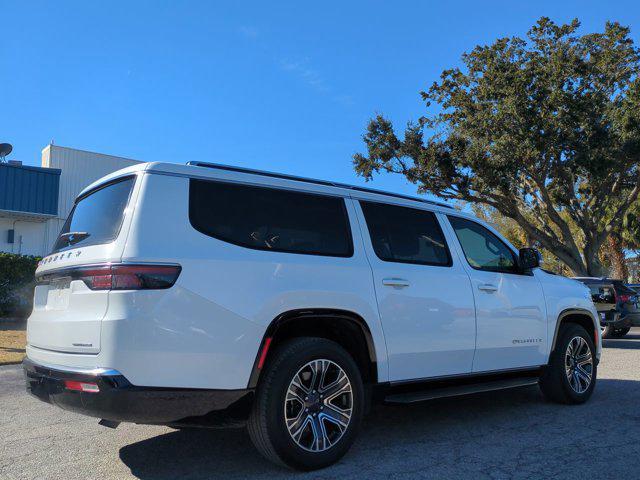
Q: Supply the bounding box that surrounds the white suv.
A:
[24,161,601,470]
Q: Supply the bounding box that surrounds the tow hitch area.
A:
[98,419,120,429]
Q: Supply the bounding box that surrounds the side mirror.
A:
[518,247,541,270]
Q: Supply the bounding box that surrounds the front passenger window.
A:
[448,216,517,273]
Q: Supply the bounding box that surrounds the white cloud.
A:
[238,26,259,39]
[279,57,330,93]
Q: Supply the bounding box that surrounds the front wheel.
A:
[247,337,364,471]
[539,323,597,404]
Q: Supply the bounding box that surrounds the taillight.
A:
[38,264,181,291]
[618,294,631,304]
[79,265,181,290]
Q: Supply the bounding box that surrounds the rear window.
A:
[588,285,615,304]
[612,280,637,296]
[52,176,135,252]
[189,179,353,257]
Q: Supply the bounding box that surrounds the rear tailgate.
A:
[29,261,109,354]
[27,175,138,354]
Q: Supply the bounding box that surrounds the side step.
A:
[384,377,539,405]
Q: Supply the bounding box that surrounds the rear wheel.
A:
[248,337,364,470]
[602,324,631,338]
[540,323,596,404]
[612,327,631,337]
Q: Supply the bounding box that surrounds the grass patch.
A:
[0,322,26,365]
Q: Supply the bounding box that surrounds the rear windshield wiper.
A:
[58,231,91,246]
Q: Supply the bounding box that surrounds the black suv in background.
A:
[574,277,640,338]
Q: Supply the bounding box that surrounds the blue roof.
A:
[0,163,61,216]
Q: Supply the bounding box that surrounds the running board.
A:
[384,377,539,405]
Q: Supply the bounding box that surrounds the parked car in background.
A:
[24,162,601,470]
[573,277,640,338]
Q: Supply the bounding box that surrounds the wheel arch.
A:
[550,308,598,355]
[247,308,378,389]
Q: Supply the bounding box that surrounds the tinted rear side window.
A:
[359,201,451,266]
[53,176,135,252]
[189,179,353,257]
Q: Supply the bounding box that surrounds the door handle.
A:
[478,283,498,293]
[382,278,410,287]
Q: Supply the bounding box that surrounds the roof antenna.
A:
[0,143,12,163]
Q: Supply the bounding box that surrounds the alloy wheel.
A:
[564,336,593,394]
[284,359,353,452]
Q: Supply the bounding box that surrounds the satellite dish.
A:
[0,143,12,162]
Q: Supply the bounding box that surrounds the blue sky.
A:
[1,1,639,201]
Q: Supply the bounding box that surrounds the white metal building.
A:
[0,145,141,257]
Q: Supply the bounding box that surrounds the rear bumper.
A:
[23,357,253,427]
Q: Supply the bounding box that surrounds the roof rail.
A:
[186,161,452,209]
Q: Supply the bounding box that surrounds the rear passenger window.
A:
[189,179,353,257]
[360,201,451,266]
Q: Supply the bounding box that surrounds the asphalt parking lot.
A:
[2,330,640,480]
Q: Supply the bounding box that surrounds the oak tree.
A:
[354,18,640,276]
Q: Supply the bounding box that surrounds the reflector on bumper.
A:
[64,380,100,393]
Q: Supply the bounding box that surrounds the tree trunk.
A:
[606,233,629,280]
[581,235,608,277]
[518,224,587,276]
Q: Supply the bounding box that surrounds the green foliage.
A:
[354,18,640,276]
[0,253,40,317]
[621,202,640,253]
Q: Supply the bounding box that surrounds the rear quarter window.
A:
[188,179,353,257]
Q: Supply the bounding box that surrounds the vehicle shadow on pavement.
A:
[118,377,640,479]
[120,427,275,478]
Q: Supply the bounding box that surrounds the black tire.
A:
[601,324,616,339]
[539,323,597,404]
[612,327,631,337]
[247,337,364,471]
